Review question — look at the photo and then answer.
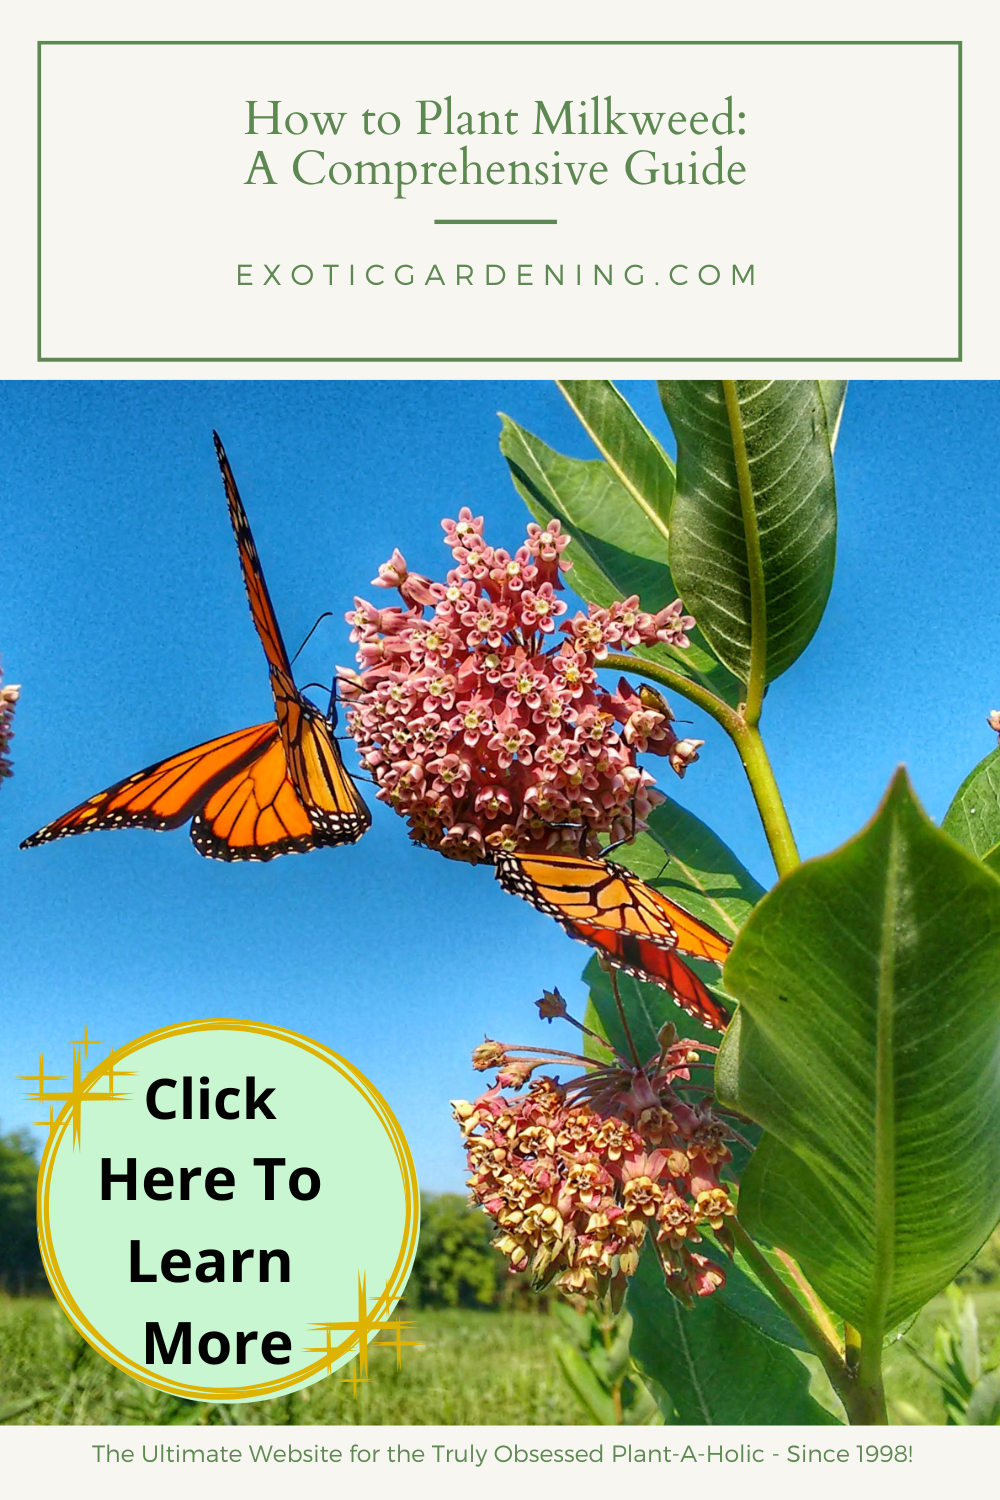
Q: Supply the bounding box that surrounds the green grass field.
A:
[2,1284,997,1425]
[0,1304,583,1426]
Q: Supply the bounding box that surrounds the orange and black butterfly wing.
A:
[620,880,731,964]
[494,851,731,1032]
[214,433,370,844]
[273,687,370,844]
[20,723,278,848]
[569,920,731,1032]
[190,733,323,860]
[191,711,369,860]
[496,853,731,960]
[213,431,295,691]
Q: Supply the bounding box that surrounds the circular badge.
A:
[36,1020,418,1402]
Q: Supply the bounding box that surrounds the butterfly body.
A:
[22,436,370,861]
[494,850,732,1032]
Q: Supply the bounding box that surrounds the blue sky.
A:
[1,380,998,1189]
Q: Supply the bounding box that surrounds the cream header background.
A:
[2,0,997,376]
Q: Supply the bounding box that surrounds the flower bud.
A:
[471,1040,508,1071]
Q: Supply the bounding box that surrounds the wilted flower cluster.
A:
[0,659,19,782]
[343,510,703,861]
[452,994,734,1304]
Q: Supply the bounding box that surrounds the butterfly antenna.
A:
[290,612,334,665]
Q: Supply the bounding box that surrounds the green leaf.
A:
[965,1368,1000,1424]
[717,769,1000,1339]
[660,380,837,688]
[557,379,675,525]
[620,1373,666,1426]
[582,995,616,1065]
[552,1337,620,1424]
[499,412,742,707]
[712,1249,811,1353]
[941,745,1000,871]
[627,1245,841,1424]
[818,381,849,448]
[551,1302,665,1425]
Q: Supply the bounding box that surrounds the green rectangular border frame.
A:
[36,39,963,363]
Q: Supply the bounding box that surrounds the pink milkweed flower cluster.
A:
[452,995,734,1304]
[0,660,19,782]
[343,510,703,862]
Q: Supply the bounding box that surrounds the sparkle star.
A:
[19,1034,132,1148]
[305,1272,417,1385]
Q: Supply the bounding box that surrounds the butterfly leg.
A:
[602,797,641,858]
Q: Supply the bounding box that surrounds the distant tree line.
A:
[0,1128,46,1292]
[403,1194,506,1308]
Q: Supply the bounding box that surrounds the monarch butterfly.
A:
[21,434,370,861]
[494,850,732,1032]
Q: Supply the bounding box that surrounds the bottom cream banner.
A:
[0,1423,988,1497]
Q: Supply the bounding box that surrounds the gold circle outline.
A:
[37,1018,419,1402]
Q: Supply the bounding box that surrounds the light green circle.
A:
[38,1020,418,1402]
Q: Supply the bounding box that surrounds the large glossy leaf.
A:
[717,770,1000,1338]
[941,746,1000,873]
[627,1245,841,1424]
[499,413,742,706]
[660,381,837,688]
